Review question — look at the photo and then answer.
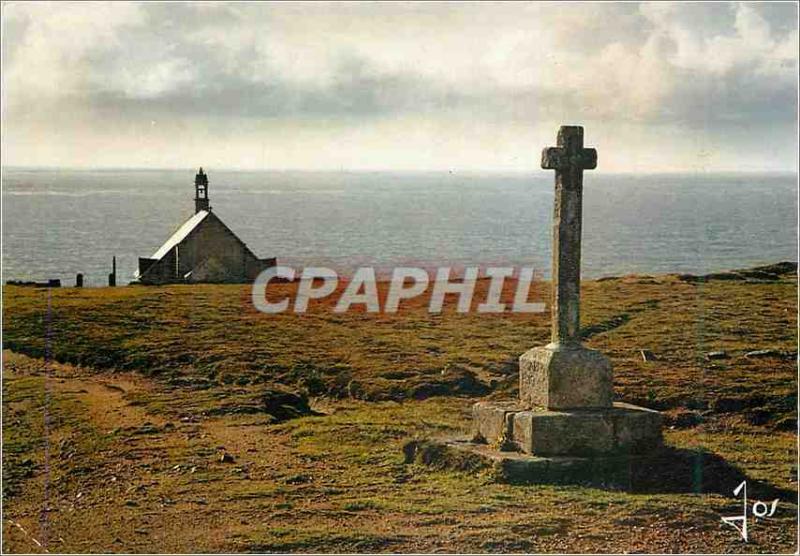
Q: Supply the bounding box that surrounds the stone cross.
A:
[541,126,596,348]
[517,125,609,410]
[470,125,661,460]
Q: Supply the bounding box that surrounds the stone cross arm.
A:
[540,125,597,349]
[541,126,597,173]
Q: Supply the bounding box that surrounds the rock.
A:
[261,389,312,421]
[753,261,797,275]
[667,410,703,429]
[640,350,658,362]
[219,452,235,463]
[745,349,780,358]
[677,262,796,284]
[705,351,728,360]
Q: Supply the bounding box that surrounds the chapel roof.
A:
[150,210,210,260]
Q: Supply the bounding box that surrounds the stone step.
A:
[405,438,652,486]
[472,401,662,457]
[403,439,791,498]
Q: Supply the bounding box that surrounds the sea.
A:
[2,168,797,286]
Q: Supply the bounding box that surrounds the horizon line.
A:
[2,165,798,176]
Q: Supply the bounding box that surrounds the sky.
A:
[1,1,798,172]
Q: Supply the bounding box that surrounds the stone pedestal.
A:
[473,401,662,457]
[470,343,662,459]
[412,127,664,484]
[519,344,613,409]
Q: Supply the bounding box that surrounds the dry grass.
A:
[2,265,797,553]
[4,268,796,422]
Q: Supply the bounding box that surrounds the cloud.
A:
[2,1,797,171]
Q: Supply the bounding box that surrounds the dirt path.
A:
[3,350,797,554]
[3,351,345,553]
[4,351,159,427]
[3,351,250,553]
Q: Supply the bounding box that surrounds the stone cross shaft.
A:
[541,126,597,348]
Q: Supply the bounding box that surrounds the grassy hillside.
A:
[2,263,797,552]
[4,264,797,425]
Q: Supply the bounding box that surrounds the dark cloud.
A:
[2,1,797,170]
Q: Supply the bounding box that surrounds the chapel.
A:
[136,168,276,284]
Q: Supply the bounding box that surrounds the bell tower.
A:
[195,167,210,213]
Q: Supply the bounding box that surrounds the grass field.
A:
[2,263,797,553]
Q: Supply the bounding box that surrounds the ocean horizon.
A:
[2,167,797,286]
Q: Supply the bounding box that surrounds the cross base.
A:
[472,401,662,457]
[519,344,613,410]
[406,438,673,488]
